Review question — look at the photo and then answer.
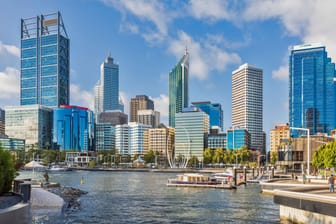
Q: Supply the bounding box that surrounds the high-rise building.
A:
[0,136,25,151]
[20,12,69,108]
[5,105,52,149]
[227,128,251,150]
[53,105,94,151]
[97,111,128,126]
[289,43,336,136]
[95,123,115,151]
[130,95,154,122]
[208,127,226,150]
[270,124,290,152]
[94,54,120,115]
[0,108,5,135]
[232,63,263,151]
[137,109,160,128]
[175,107,209,161]
[169,50,189,127]
[128,122,151,156]
[115,124,129,155]
[192,101,223,131]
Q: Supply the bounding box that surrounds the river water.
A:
[19,170,280,223]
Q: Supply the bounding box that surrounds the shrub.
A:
[0,148,17,195]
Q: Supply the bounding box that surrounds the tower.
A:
[232,63,263,151]
[169,50,189,127]
[20,12,69,107]
[289,43,336,136]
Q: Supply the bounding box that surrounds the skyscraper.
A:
[232,63,263,151]
[137,109,160,128]
[169,50,189,127]
[94,54,120,115]
[192,101,223,131]
[289,43,336,136]
[0,108,5,135]
[20,12,69,108]
[129,95,154,122]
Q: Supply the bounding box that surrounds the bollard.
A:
[252,168,255,179]
[234,168,237,186]
[271,167,274,179]
[243,167,247,184]
[19,183,31,203]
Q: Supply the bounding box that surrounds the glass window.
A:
[41,86,57,97]
[21,38,37,48]
[42,45,57,56]
[21,78,36,88]
[21,88,36,98]
[41,76,57,86]
[41,55,57,66]
[41,35,57,46]
[21,58,36,68]
[21,48,36,58]
[21,68,36,78]
[41,66,57,76]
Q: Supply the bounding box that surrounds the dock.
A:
[166,183,237,189]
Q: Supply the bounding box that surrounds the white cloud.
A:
[0,41,20,57]
[151,94,168,117]
[168,31,241,80]
[103,0,170,43]
[272,64,288,81]
[189,0,235,22]
[119,91,129,115]
[70,84,94,110]
[0,67,20,99]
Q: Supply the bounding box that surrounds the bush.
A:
[0,148,17,195]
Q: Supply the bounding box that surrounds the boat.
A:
[47,164,72,172]
[167,173,236,189]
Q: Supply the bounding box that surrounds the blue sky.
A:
[1,0,336,150]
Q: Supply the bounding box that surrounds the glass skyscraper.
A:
[20,12,69,108]
[289,43,336,136]
[232,64,263,151]
[192,101,223,131]
[53,105,94,151]
[169,50,189,127]
[94,54,120,115]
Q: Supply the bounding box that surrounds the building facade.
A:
[137,109,160,128]
[226,128,251,150]
[289,43,336,136]
[0,108,5,135]
[128,122,151,156]
[208,127,227,150]
[175,107,209,161]
[270,124,290,152]
[5,105,52,149]
[53,105,94,151]
[129,95,154,123]
[95,123,115,151]
[192,101,223,131]
[232,63,263,151]
[0,136,25,151]
[94,54,121,115]
[115,124,129,155]
[169,50,189,127]
[21,12,69,108]
[97,111,128,126]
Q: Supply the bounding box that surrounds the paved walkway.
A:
[30,187,64,209]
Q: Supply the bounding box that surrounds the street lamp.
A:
[290,127,310,174]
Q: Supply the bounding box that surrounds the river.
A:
[19,170,280,223]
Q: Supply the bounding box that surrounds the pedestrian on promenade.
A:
[328,174,335,192]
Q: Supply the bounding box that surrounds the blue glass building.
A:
[53,105,94,151]
[289,43,336,136]
[169,50,189,127]
[192,101,223,131]
[226,128,250,150]
[20,12,69,108]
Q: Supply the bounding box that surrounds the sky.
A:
[1,0,336,150]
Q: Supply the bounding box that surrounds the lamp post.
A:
[290,127,310,174]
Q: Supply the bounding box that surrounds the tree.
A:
[0,147,17,195]
[188,156,199,167]
[312,142,336,169]
[270,150,278,165]
[203,148,213,164]
[143,150,155,164]
[212,148,224,164]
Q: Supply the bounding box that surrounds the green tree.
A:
[312,144,326,169]
[188,156,199,168]
[203,148,213,164]
[89,160,96,168]
[312,142,336,169]
[0,148,17,195]
[270,150,278,165]
[212,148,224,164]
[143,150,155,164]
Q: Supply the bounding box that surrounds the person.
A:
[328,174,335,193]
[43,170,49,184]
[303,173,306,184]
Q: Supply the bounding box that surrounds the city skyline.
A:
[1,1,336,150]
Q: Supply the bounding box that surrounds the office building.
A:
[5,105,52,149]
[95,123,115,151]
[144,124,175,159]
[0,136,25,151]
[137,109,160,128]
[0,108,5,135]
[53,105,94,151]
[115,124,129,155]
[208,127,226,150]
[97,111,128,126]
[232,63,263,151]
[128,122,151,156]
[192,101,223,131]
[270,124,290,152]
[289,43,336,136]
[175,107,209,161]
[94,54,121,115]
[21,12,69,107]
[169,50,189,127]
[227,128,251,150]
[130,95,154,122]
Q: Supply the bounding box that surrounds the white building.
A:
[115,124,129,155]
[232,63,264,152]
